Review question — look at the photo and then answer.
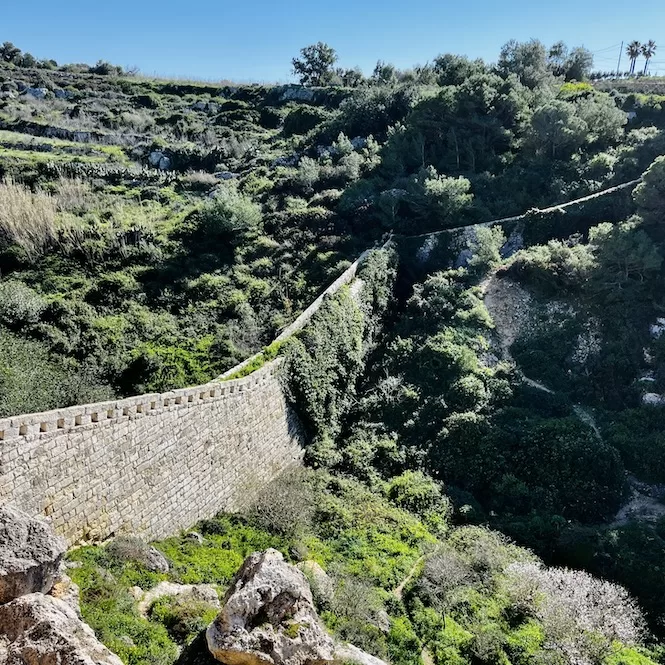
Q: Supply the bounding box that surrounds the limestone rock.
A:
[334,644,388,665]
[0,505,67,604]
[0,593,123,665]
[148,151,171,170]
[48,572,81,617]
[643,392,665,406]
[206,548,336,665]
[136,580,220,617]
[296,561,333,607]
[22,87,48,99]
[279,86,315,102]
[146,546,170,573]
[650,317,665,338]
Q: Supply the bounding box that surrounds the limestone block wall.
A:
[0,245,386,546]
[0,361,303,544]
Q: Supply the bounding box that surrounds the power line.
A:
[592,43,623,54]
[396,178,643,240]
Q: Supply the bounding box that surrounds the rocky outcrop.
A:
[0,505,122,665]
[148,150,172,170]
[206,548,336,665]
[296,561,333,607]
[0,506,67,604]
[279,86,315,102]
[133,580,220,617]
[146,546,170,573]
[207,550,389,665]
[21,87,48,99]
[334,644,387,665]
[48,572,82,617]
[0,593,123,665]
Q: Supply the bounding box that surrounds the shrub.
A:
[106,537,159,568]
[387,471,450,521]
[132,93,161,109]
[180,170,218,191]
[283,106,332,136]
[246,469,315,538]
[0,280,46,327]
[150,595,219,644]
[196,186,262,245]
[504,562,645,664]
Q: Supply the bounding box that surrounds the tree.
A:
[564,47,594,81]
[527,100,587,158]
[574,94,626,147]
[372,60,398,86]
[497,38,553,89]
[641,40,657,75]
[18,52,36,68]
[547,42,593,81]
[589,221,662,292]
[504,562,645,664]
[338,67,364,87]
[0,42,21,63]
[548,41,569,77]
[433,53,487,86]
[626,41,641,75]
[292,42,338,86]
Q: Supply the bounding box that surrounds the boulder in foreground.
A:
[0,505,67,604]
[0,592,123,665]
[206,548,336,665]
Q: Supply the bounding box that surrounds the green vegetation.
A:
[3,36,665,665]
[70,470,658,665]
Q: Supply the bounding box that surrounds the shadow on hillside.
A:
[176,632,217,665]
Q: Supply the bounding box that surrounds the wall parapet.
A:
[0,360,279,443]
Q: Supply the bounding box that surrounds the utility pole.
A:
[616,41,624,78]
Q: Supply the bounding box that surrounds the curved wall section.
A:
[0,361,303,544]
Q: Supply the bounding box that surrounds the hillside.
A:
[1,38,665,665]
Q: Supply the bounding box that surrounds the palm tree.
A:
[642,40,657,75]
[626,41,641,75]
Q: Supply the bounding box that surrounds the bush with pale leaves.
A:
[504,562,645,665]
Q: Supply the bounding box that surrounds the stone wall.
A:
[0,246,387,546]
[0,361,302,544]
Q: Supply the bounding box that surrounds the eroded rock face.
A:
[296,561,333,608]
[334,644,388,665]
[0,506,67,604]
[0,593,123,665]
[206,548,336,665]
[279,86,315,102]
[48,572,81,617]
[135,580,220,617]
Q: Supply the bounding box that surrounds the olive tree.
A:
[292,42,338,86]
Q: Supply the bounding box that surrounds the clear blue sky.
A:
[3,0,665,82]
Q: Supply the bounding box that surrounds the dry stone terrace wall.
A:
[0,361,303,545]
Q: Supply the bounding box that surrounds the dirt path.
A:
[392,557,435,665]
[393,556,424,602]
